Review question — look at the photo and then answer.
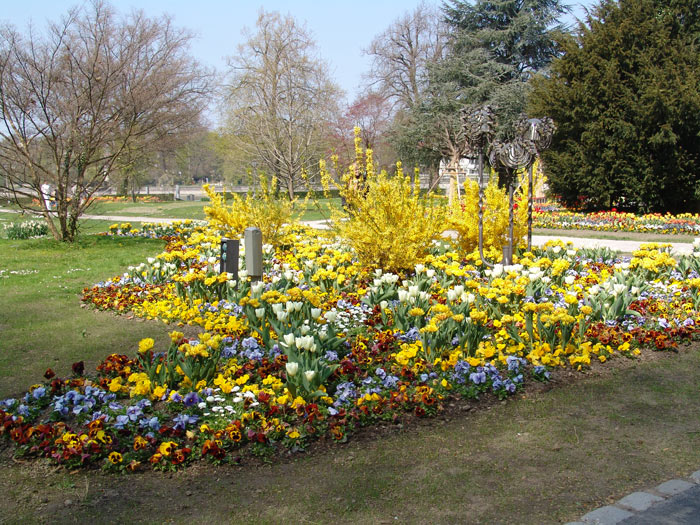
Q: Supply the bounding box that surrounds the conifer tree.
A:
[529,0,700,212]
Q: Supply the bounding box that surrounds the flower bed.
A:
[3,221,700,472]
[533,209,700,235]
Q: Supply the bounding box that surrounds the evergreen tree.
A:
[529,0,700,213]
[390,0,567,179]
[441,0,568,137]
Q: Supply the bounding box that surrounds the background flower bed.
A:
[4,209,700,472]
[533,208,700,235]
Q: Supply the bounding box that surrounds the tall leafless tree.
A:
[0,0,212,241]
[224,10,342,198]
[364,2,447,111]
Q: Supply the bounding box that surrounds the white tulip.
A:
[276,311,288,322]
[380,300,388,311]
[255,308,265,319]
[283,333,296,347]
[491,264,504,278]
[565,275,575,285]
[285,362,299,377]
[304,370,316,382]
[415,264,425,274]
[324,311,338,323]
[272,303,284,314]
[311,308,322,319]
[426,269,435,279]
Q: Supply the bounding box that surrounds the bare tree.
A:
[225,10,342,198]
[329,91,396,171]
[364,2,447,111]
[0,0,211,241]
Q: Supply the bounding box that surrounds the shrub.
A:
[203,175,297,246]
[447,173,529,257]
[322,129,447,272]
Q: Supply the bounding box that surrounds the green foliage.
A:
[529,0,700,213]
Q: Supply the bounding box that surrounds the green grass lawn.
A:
[0,235,169,397]
[84,197,341,222]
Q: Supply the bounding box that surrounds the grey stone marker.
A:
[244,227,263,281]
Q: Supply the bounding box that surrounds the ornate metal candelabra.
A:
[461,105,496,268]
[460,106,554,266]
[488,138,535,265]
[516,117,555,251]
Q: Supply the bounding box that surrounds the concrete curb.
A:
[566,470,700,525]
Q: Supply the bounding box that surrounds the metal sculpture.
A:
[488,138,535,264]
[461,105,496,267]
[460,106,554,266]
[516,117,556,250]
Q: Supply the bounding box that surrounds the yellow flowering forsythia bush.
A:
[322,129,446,272]
[203,175,296,246]
[448,174,529,257]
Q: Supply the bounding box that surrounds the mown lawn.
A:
[0,235,169,397]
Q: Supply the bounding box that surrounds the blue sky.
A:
[1,0,599,108]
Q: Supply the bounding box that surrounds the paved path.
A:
[2,208,696,254]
